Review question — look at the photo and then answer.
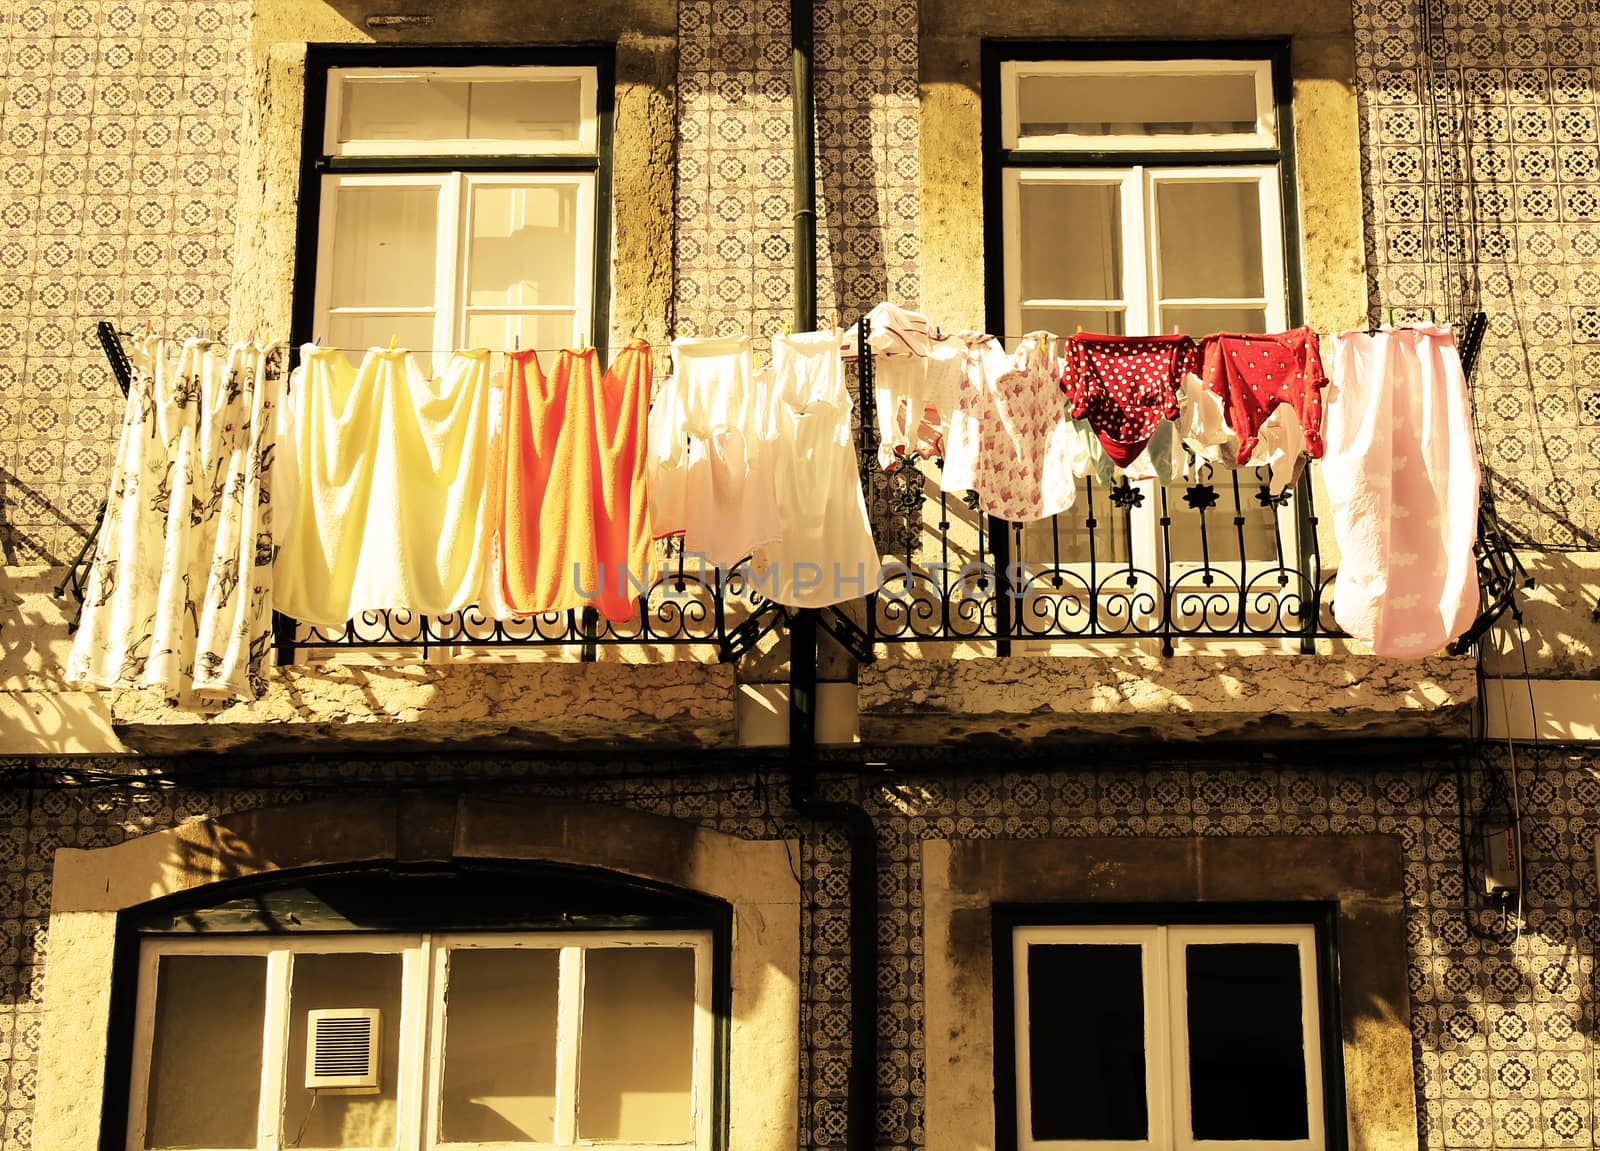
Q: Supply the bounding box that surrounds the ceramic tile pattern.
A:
[0,1,249,567]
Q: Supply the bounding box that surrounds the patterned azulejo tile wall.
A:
[0,1,248,567]
[1353,0,1600,546]
[0,754,1595,1150]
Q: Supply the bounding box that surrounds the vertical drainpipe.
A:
[787,4,878,1151]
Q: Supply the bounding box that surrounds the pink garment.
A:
[940,335,1079,522]
[1323,325,1481,658]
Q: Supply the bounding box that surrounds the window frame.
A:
[992,903,1345,1151]
[998,58,1278,153]
[126,929,716,1151]
[293,45,615,366]
[983,41,1309,648]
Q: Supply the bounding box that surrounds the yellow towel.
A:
[275,346,494,628]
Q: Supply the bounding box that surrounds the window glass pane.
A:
[1026,943,1148,1141]
[1186,942,1309,1140]
[440,948,559,1144]
[330,185,439,310]
[1019,488,1134,565]
[468,184,579,309]
[1160,306,1268,339]
[578,947,697,1143]
[1156,182,1265,300]
[1019,183,1122,302]
[284,953,403,1151]
[1021,307,1124,338]
[464,313,578,356]
[467,79,583,144]
[146,955,266,1150]
[337,76,585,148]
[325,315,436,358]
[340,78,469,143]
[1018,71,1262,140]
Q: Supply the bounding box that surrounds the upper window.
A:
[999,918,1330,1151]
[990,44,1300,587]
[993,48,1292,341]
[299,52,611,366]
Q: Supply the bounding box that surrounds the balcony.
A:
[70,318,1518,752]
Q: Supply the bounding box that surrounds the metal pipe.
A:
[790,0,817,333]
[787,5,875,1150]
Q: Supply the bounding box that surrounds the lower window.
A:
[128,932,712,1151]
[1002,919,1328,1151]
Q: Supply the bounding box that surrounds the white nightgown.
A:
[648,334,781,570]
[758,331,882,607]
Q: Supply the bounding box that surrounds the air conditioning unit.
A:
[305,1008,381,1091]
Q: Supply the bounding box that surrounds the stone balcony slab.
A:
[109,660,737,754]
[858,650,1478,745]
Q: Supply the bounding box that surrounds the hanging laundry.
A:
[940,334,1082,522]
[856,302,934,470]
[498,341,654,622]
[1322,324,1480,658]
[1060,333,1199,468]
[1190,326,1327,491]
[275,346,495,628]
[759,330,882,607]
[647,334,781,569]
[68,336,288,699]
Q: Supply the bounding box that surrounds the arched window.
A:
[115,862,730,1151]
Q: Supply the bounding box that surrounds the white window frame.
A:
[1000,59,1276,153]
[312,170,597,359]
[998,56,1301,639]
[325,66,600,157]
[1011,923,1324,1151]
[126,931,714,1151]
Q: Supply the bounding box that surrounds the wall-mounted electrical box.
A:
[1484,827,1520,897]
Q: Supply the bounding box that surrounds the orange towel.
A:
[499,340,654,622]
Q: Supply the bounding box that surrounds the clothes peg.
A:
[1075,324,1084,335]
[783,318,791,336]
[514,333,520,351]
[1386,306,1394,326]
[1172,324,1181,335]
[388,333,398,351]
[145,318,153,337]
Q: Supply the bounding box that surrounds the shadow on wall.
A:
[0,465,97,568]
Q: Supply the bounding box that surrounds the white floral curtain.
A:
[67,336,288,700]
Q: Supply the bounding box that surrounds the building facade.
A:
[3,2,1600,1150]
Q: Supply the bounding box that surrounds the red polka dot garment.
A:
[1059,333,1199,468]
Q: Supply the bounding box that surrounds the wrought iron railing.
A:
[273,544,784,664]
[823,312,1521,661]
[74,315,1519,666]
